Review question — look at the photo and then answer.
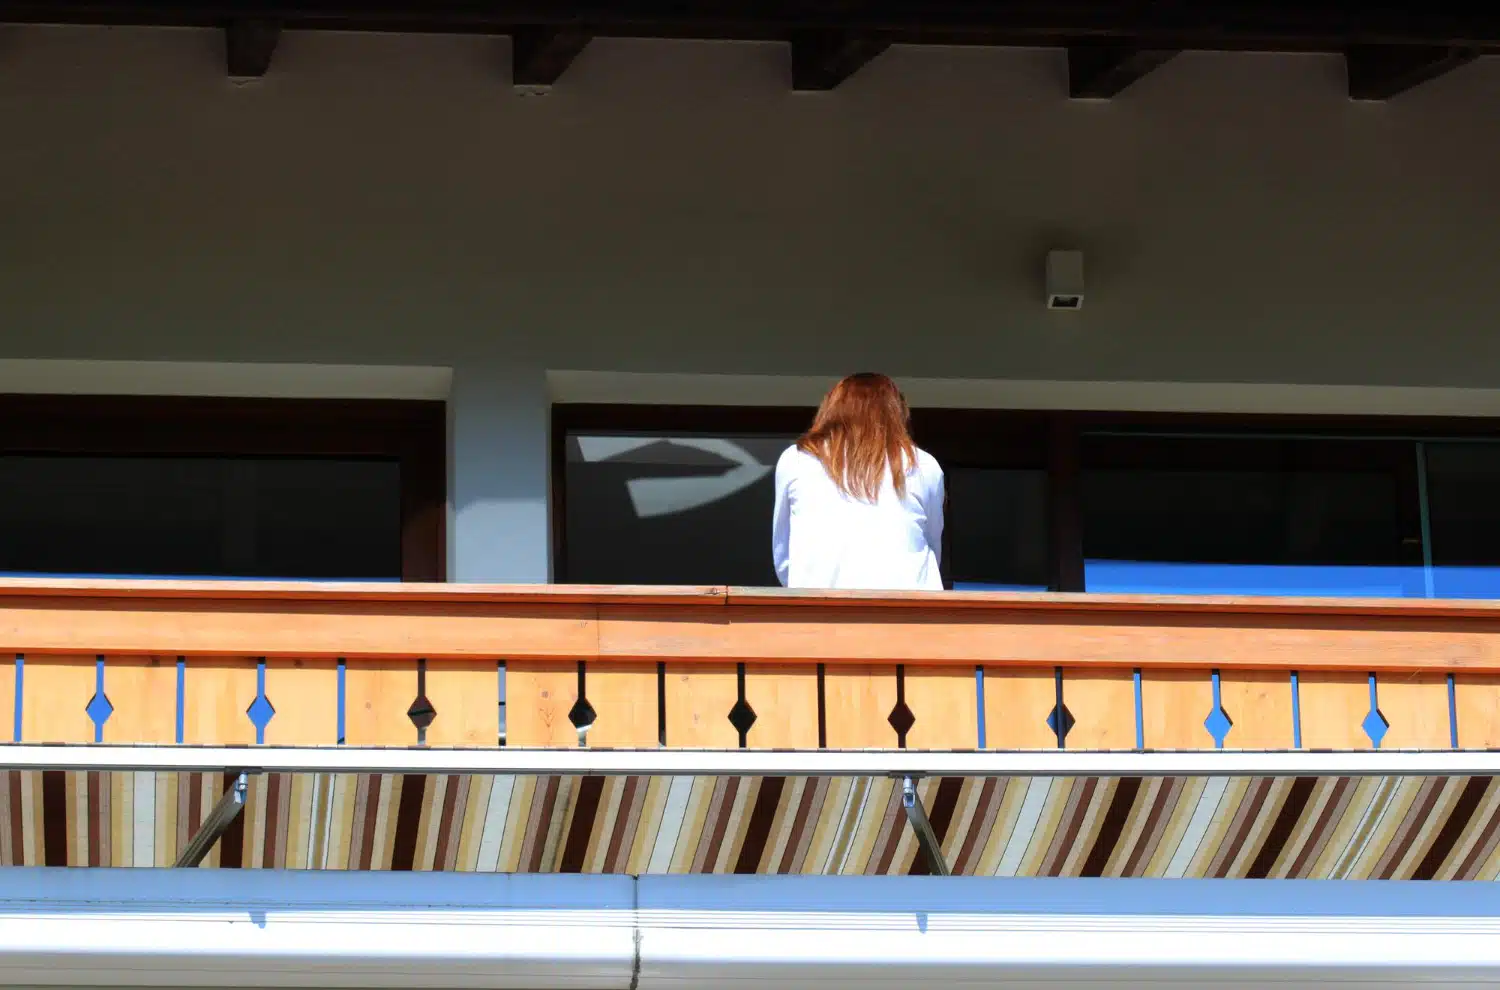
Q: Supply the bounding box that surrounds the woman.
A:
[772,373,945,590]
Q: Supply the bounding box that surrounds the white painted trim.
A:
[2,869,1499,989]
[2,745,1498,777]
[0,359,452,399]
[548,369,1500,418]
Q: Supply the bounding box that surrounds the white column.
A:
[447,361,551,582]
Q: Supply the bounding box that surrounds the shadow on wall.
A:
[564,434,791,585]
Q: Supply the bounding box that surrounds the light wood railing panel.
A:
[1219,670,1296,749]
[1141,670,1214,749]
[983,667,1057,749]
[823,664,899,748]
[3,580,1500,751]
[904,666,980,749]
[1064,669,1138,750]
[1456,674,1500,748]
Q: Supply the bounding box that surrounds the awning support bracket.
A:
[175,771,251,868]
[901,775,950,876]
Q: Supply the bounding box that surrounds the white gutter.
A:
[2,869,1500,989]
[2,744,1500,777]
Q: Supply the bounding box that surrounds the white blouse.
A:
[771,445,946,591]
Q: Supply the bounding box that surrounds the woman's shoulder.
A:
[912,446,944,477]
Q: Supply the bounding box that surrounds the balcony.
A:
[4,577,1498,751]
[3,578,1500,876]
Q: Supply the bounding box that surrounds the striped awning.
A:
[4,769,1498,880]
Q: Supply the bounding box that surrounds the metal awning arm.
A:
[901,775,950,876]
[175,771,251,868]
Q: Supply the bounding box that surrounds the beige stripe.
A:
[108,772,128,868]
[759,777,805,873]
[1307,776,1379,878]
[497,776,537,873]
[537,776,576,872]
[414,774,446,871]
[805,777,855,874]
[1017,778,1073,877]
[1054,778,1115,877]
[1143,777,1205,877]
[454,775,493,872]
[1344,776,1421,880]
[1268,777,1337,878]
[1323,777,1396,879]
[67,770,84,866]
[669,777,716,874]
[367,774,396,870]
[971,778,1023,877]
[842,777,892,875]
[623,776,667,874]
[155,772,175,868]
[1184,777,1248,878]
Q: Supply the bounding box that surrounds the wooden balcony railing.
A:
[3,579,1500,750]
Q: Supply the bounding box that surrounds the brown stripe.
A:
[357,774,383,871]
[41,770,67,867]
[559,775,606,873]
[1245,776,1318,879]
[778,778,823,875]
[696,776,740,873]
[1372,777,1448,880]
[1453,780,1500,880]
[788,777,831,874]
[952,778,1005,876]
[734,776,786,874]
[184,773,203,866]
[521,776,561,873]
[1411,776,1490,881]
[431,775,465,872]
[1120,777,1182,877]
[1208,777,1274,878]
[390,775,429,872]
[220,771,247,868]
[1080,777,1142,878]
[261,772,284,869]
[87,771,104,868]
[870,783,910,875]
[614,776,650,873]
[910,777,964,875]
[6,772,21,866]
[603,776,641,873]
[1042,777,1099,877]
[1284,776,1354,878]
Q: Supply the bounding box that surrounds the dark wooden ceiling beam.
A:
[511,26,591,86]
[1068,43,1177,98]
[2,1,1499,52]
[224,17,279,77]
[789,30,889,90]
[1345,44,1479,100]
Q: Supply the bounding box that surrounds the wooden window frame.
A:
[0,394,446,582]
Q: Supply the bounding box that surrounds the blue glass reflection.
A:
[1084,560,1429,598]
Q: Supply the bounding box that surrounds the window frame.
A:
[553,403,1500,593]
[0,394,446,582]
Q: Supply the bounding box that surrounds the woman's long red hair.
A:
[797,373,917,501]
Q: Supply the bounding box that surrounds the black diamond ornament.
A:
[407,694,437,731]
[887,699,916,737]
[568,696,598,731]
[1046,703,1075,743]
[728,698,758,736]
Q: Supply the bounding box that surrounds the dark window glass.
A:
[564,434,790,585]
[945,468,1049,591]
[1425,443,1500,598]
[1081,437,1422,597]
[0,456,401,580]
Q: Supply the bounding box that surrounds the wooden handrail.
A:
[1,577,1500,671]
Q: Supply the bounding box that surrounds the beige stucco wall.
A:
[1,25,1497,578]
